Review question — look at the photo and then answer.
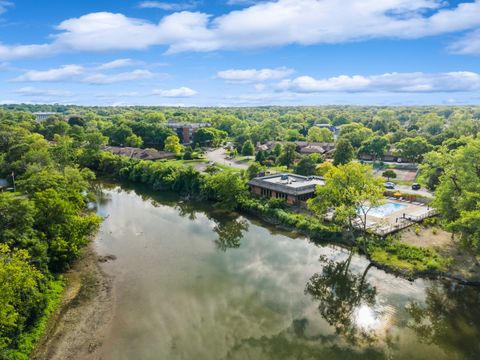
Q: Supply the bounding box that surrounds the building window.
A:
[260,188,272,197]
[275,192,287,199]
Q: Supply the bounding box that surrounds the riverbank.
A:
[31,244,114,360]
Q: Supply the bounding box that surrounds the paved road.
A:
[205,148,250,170]
[391,184,434,198]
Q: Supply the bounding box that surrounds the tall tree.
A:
[164,135,183,155]
[241,140,255,156]
[277,142,297,168]
[333,138,355,165]
[308,162,384,249]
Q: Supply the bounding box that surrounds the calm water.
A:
[94,182,480,360]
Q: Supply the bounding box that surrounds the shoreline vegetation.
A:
[2,105,480,357]
[89,151,459,280]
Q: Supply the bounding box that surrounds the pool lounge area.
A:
[356,200,436,236]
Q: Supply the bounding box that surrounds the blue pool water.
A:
[361,202,407,218]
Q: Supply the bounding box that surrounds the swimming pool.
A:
[360,202,407,218]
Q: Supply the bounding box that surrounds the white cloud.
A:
[97,58,140,70]
[15,86,73,97]
[83,69,154,84]
[217,67,294,82]
[2,1,480,59]
[153,87,197,97]
[138,1,198,11]
[449,29,480,55]
[0,0,13,15]
[14,65,84,82]
[278,71,480,93]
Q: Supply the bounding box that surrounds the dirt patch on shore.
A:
[400,226,452,249]
[31,245,115,360]
[400,226,480,282]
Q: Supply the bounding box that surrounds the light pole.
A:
[11,171,16,192]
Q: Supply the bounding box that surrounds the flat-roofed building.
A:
[165,121,211,144]
[33,112,60,122]
[248,173,324,205]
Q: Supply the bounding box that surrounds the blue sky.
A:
[1,0,480,106]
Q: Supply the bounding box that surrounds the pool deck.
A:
[360,199,436,236]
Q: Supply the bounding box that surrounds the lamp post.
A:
[11,171,16,192]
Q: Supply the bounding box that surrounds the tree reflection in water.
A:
[213,217,249,251]
[406,281,480,359]
[305,251,378,345]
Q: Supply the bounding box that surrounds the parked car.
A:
[411,183,421,190]
[384,182,396,190]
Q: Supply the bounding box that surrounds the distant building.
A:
[259,141,336,157]
[104,146,176,161]
[0,178,8,192]
[248,173,324,205]
[33,112,61,122]
[315,123,337,132]
[359,149,404,163]
[165,121,211,144]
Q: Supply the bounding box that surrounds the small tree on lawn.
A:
[241,140,255,156]
[382,169,397,181]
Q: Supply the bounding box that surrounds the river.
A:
[93,182,480,360]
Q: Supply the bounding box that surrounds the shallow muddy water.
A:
[94,182,480,360]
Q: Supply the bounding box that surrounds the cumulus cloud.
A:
[14,65,84,82]
[83,69,154,84]
[278,72,480,93]
[138,1,198,11]
[2,1,480,59]
[217,67,294,82]
[153,87,197,97]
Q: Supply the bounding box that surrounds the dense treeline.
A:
[1,104,480,356]
[0,120,100,358]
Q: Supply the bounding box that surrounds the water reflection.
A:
[407,282,480,359]
[305,251,378,345]
[212,216,249,252]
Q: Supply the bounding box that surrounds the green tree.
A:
[432,139,480,253]
[273,143,282,157]
[308,162,384,247]
[0,244,46,353]
[125,134,143,147]
[338,123,373,149]
[241,140,255,156]
[333,138,355,165]
[307,127,334,142]
[396,137,432,163]
[246,162,263,180]
[359,136,389,161]
[255,150,265,164]
[202,172,248,211]
[295,155,317,176]
[164,135,183,155]
[278,143,297,168]
[382,169,396,181]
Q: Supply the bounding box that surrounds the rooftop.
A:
[249,173,325,195]
[166,121,210,128]
[104,146,176,161]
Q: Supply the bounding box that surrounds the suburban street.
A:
[205,148,251,170]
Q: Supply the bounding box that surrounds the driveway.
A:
[393,184,434,198]
[205,148,250,170]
